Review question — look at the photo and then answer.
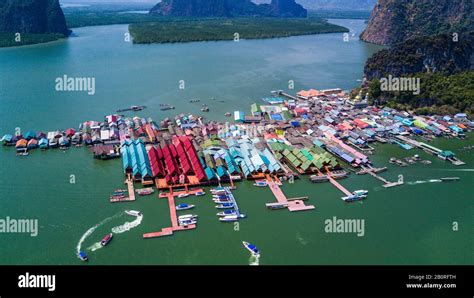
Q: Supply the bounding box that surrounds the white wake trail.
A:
[76,212,122,257]
[111,214,143,234]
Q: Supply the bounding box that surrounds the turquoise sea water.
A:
[0,19,472,265]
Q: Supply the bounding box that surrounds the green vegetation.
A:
[364,32,474,80]
[364,71,474,115]
[0,32,64,47]
[65,11,159,28]
[129,18,348,44]
[308,10,371,20]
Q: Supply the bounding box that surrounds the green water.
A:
[0,20,472,265]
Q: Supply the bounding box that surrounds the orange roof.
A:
[16,139,27,147]
[297,89,320,98]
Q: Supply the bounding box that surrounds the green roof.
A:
[251,103,261,114]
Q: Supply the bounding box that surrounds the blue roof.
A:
[205,167,215,180]
[270,114,283,121]
[1,134,13,142]
[216,166,227,178]
[24,131,36,139]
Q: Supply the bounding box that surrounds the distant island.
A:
[130,0,348,44]
[149,0,307,18]
[0,0,353,48]
[129,17,348,44]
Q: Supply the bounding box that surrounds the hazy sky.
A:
[60,0,266,3]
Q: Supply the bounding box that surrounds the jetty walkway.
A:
[143,186,203,238]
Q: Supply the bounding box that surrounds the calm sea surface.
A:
[0,19,472,265]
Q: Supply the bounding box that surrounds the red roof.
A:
[148,147,165,177]
[353,119,369,129]
[66,128,76,137]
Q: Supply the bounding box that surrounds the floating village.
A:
[1,88,472,260]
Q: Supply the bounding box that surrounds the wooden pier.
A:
[265,175,315,212]
[327,176,352,196]
[361,166,403,188]
[111,174,136,203]
[143,187,203,239]
[272,90,300,102]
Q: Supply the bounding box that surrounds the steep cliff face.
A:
[360,0,473,46]
[364,32,474,80]
[259,0,307,18]
[0,0,70,36]
[150,0,307,18]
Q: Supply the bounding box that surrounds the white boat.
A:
[341,194,367,202]
[194,191,206,196]
[215,203,234,209]
[177,193,190,198]
[217,210,236,217]
[253,181,267,187]
[176,204,195,211]
[212,194,229,199]
[219,215,239,222]
[352,190,368,196]
[178,214,198,220]
[219,214,246,222]
[213,198,231,202]
[179,219,197,226]
[125,210,142,217]
[242,241,260,256]
[211,187,225,193]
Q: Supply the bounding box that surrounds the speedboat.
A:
[215,203,234,209]
[177,193,190,198]
[125,210,142,217]
[341,194,367,202]
[176,204,195,211]
[242,241,260,256]
[178,214,198,221]
[195,191,206,196]
[110,194,125,200]
[219,215,239,222]
[253,181,267,187]
[213,199,232,203]
[210,188,226,194]
[179,219,197,226]
[217,209,236,217]
[212,194,229,199]
[352,190,368,196]
[219,214,246,222]
[78,251,89,262]
[136,188,154,196]
[213,198,231,202]
[100,233,113,246]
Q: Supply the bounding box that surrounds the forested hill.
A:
[360,0,472,46]
[150,0,307,18]
[0,0,70,35]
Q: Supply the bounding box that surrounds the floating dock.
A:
[265,175,315,212]
[143,187,203,239]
